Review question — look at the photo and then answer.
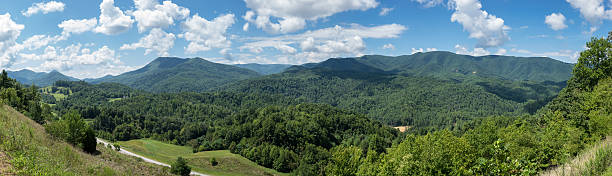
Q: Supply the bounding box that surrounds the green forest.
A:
[1,32,611,175]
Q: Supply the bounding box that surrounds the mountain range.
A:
[6,51,574,92]
[7,69,78,87]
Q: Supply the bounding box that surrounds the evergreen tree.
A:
[170,157,191,176]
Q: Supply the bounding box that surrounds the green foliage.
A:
[44,110,97,153]
[170,157,191,176]
[570,31,612,90]
[209,157,218,166]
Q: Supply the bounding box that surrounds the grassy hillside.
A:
[540,137,612,176]
[89,57,261,93]
[0,105,170,175]
[118,138,288,176]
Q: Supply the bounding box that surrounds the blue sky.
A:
[0,0,610,78]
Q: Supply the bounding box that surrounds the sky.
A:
[0,0,611,79]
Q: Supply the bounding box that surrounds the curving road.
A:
[96,138,209,176]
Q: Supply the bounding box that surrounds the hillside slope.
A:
[356,51,573,82]
[0,105,170,175]
[89,57,261,93]
[234,63,292,75]
[224,57,566,128]
[8,69,78,86]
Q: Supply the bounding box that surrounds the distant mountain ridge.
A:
[234,63,292,75]
[87,57,261,93]
[7,69,79,86]
[354,51,574,82]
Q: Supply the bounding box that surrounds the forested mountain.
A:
[354,51,573,82]
[87,57,261,93]
[7,69,78,86]
[234,63,293,75]
[223,57,566,129]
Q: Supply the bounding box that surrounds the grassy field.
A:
[118,139,289,176]
[0,105,171,176]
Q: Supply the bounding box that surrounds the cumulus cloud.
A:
[243,0,379,34]
[94,0,134,35]
[566,0,612,25]
[18,44,134,78]
[455,44,490,56]
[495,48,507,55]
[20,34,68,51]
[179,14,235,54]
[449,0,510,48]
[237,24,406,64]
[411,47,437,54]
[383,43,395,50]
[130,0,190,32]
[22,1,65,17]
[379,8,394,16]
[545,13,568,30]
[120,28,176,56]
[413,0,444,8]
[510,48,579,63]
[58,18,98,34]
[0,13,25,68]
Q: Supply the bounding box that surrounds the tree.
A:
[210,157,218,166]
[82,126,97,153]
[170,157,191,176]
[571,31,612,90]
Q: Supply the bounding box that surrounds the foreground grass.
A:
[118,138,288,176]
[0,105,170,175]
[541,137,612,176]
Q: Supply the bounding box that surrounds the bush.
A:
[170,157,191,176]
[210,157,218,166]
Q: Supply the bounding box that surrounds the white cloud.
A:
[18,44,135,78]
[130,0,190,32]
[237,24,406,64]
[243,0,379,34]
[411,47,437,54]
[455,44,490,56]
[495,48,507,55]
[545,13,568,30]
[383,43,395,50]
[120,28,176,56]
[379,8,394,16]
[21,34,68,51]
[179,14,235,54]
[566,0,612,25]
[0,13,25,68]
[449,0,510,48]
[242,22,249,31]
[58,18,98,34]
[22,1,65,17]
[94,0,134,35]
[413,0,444,8]
[240,40,296,54]
[510,48,579,63]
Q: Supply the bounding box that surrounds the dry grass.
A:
[0,105,171,175]
[540,137,612,176]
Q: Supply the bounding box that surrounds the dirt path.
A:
[97,138,209,176]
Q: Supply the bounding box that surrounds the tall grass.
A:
[0,105,171,175]
[541,137,612,176]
